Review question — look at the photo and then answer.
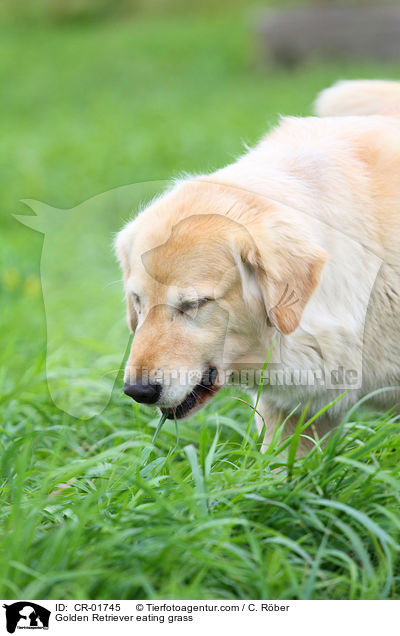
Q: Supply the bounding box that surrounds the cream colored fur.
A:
[116,80,400,454]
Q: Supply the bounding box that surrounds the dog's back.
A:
[314,81,400,411]
[315,79,400,117]
[219,80,400,417]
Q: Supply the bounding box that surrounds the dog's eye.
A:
[197,297,212,308]
[178,301,198,315]
[131,293,141,313]
[178,297,212,316]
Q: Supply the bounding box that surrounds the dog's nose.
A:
[124,381,161,405]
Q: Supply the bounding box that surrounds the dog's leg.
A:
[255,399,334,457]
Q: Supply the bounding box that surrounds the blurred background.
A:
[1,0,400,387]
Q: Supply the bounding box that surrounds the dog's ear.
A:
[115,225,138,332]
[239,222,327,335]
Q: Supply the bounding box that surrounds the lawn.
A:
[1,9,400,599]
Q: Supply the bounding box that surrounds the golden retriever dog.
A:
[116,80,400,453]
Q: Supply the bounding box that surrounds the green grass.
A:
[2,385,400,599]
[1,10,400,599]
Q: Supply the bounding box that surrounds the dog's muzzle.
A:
[161,366,220,419]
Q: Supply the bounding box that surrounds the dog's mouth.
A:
[162,366,220,420]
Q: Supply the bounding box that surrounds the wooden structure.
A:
[256,6,400,66]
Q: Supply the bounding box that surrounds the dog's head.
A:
[115,180,326,419]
